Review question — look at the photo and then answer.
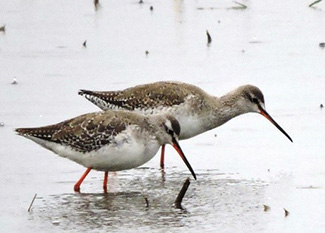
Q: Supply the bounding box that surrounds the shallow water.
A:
[1,0,325,232]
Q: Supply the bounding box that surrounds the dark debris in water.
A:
[174,178,191,209]
[231,1,248,10]
[28,193,38,212]
[11,78,18,85]
[206,30,212,45]
[0,24,5,32]
[144,197,150,208]
[296,185,323,189]
[94,0,99,10]
[284,208,289,217]
[197,7,221,10]
[309,0,322,7]
[249,40,263,44]
[263,204,270,212]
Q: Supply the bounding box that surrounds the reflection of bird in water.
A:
[16,110,196,192]
[79,81,293,169]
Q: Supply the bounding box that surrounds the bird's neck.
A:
[208,92,247,129]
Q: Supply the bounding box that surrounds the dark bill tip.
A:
[172,137,197,180]
[259,107,293,142]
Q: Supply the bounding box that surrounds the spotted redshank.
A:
[16,110,196,192]
[79,81,293,168]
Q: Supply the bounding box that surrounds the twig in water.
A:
[231,1,247,10]
[144,197,149,208]
[309,0,322,7]
[206,30,212,45]
[94,0,99,10]
[28,194,37,212]
[284,208,289,217]
[174,178,190,209]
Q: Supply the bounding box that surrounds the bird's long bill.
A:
[259,106,293,142]
[172,138,197,180]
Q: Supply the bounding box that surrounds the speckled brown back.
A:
[15,111,150,153]
[79,81,208,111]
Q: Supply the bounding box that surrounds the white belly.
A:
[132,103,209,140]
[175,113,208,140]
[26,131,161,171]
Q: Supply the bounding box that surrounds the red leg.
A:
[103,171,108,193]
[74,167,92,192]
[160,144,165,169]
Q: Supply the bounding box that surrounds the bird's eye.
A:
[168,129,174,135]
[164,125,174,136]
[252,97,259,104]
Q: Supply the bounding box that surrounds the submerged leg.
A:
[103,171,108,193]
[160,144,166,169]
[74,167,92,192]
